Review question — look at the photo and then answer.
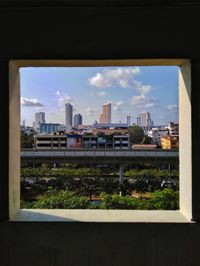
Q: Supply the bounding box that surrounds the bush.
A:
[20,188,179,210]
[21,189,89,209]
[149,188,179,210]
[20,200,35,209]
[100,189,179,210]
[100,192,141,209]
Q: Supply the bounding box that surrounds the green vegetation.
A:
[128,125,144,144]
[21,190,89,209]
[127,125,153,145]
[100,189,178,210]
[21,131,35,148]
[150,188,179,210]
[21,188,179,210]
[21,165,101,179]
[20,165,179,210]
[124,168,178,179]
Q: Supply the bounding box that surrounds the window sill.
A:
[12,209,192,223]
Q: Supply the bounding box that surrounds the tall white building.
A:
[127,115,131,126]
[137,111,153,130]
[35,112,45,128]
[65,103,73,130]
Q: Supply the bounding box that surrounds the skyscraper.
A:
[65,103,73,130]
[99,103,111,123]
[136,111,153,129]
[35,112,45,128]
[127,115,131,126]
[74,113,83,127]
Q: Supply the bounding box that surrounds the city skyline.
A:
[20,66,179,126]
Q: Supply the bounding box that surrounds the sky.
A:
[20,66,179,126]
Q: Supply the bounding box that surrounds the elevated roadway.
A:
[21,149,179,165]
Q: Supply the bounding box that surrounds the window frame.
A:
[9,59,192,222]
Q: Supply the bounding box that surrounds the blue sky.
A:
[20,66,179,126]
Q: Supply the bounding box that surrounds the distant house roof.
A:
[93,123,128,129]
[132,144,157,149]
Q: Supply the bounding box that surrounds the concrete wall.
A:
[1,1,200,265]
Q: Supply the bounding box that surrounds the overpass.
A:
[21,149,179,165]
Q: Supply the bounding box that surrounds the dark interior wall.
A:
[1,2,200,266]
[0,6,200,60]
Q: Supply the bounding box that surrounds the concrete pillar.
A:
[119,165,124,183]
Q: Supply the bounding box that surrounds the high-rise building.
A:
[65,103,73,130]
[22,119,26,127]
[35,112,45,128]
[99,103,111,123]
[127,115,131,126]
[136,111,153,130]
[74,113,83,127]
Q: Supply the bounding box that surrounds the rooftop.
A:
[93,123,128,128]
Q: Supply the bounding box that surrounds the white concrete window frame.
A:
[9,59,192,222]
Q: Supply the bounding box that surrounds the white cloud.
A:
[113,106,122,111]
[97,91,106,97]
[57,92,74,110]
[21,97,44,107]
[131,80,152,94]
[85,108,98,116]
[88,67,155,111]
[106,67,140,80]
[166,104,178,111]
[131,93,158,108]
[113,100,124,111]
[116,101,123,106]
[89,73,111,88]
[137,84,152,94]
[88,67,140,89]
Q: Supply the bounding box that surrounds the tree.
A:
[21,131,35,148]
[143,135,152,144]
[128,125,144,145]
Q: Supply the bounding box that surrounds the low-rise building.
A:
[113,135,130,149]
[83,134,129,149]
[165,122,179,136]
[35,133,130,150]
[39,123,60,134]
[147,127,169,146]
[132,144,157,149]
[92,123,128,135]
[35,134,82,149]
[160,135,179,149]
